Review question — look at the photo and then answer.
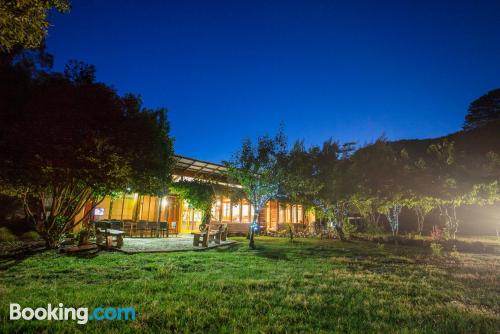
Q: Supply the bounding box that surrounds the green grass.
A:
[0,237,498,333]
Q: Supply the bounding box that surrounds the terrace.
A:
[117,235,237,254]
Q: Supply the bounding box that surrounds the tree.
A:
[314,140,356,239]
[0,0,70,51]
[351,138,408,236]
[424,140,467,239]
[406,196,436,234]
[170,180,215,228]
[464,88,500,131]
[0,62,174,247]
[224,130,287,249]
[280,140,321,240]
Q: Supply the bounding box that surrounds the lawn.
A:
[0,237,498,333]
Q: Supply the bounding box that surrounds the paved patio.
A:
[117,234,238,254]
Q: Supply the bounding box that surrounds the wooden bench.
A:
[192,224,223,247]
[96,228,126,248]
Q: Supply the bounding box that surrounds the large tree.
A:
[224,130,287,249]
[350,138,408,235]
[463,88,500,131]
[0,0,70,52]
[0,62,174,247]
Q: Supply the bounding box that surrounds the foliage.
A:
[463,88,500,130]
[0,0,70,51]
[170,180,215,226]
[20,231,41,241]
[430,226,444,241]
[225,129,287,248]
[0,60,174,248]
[430,242,443,257]
[341,217,357,239]
[406,196,436,234]
[379,202,403,236]
[0,227,16,242]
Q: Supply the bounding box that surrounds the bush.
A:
[430,242,443,256]
[449,245,460,258]
[20,231,41,241]
[342,219,357,239]
[430,226,444,241]
[0,227,17,242]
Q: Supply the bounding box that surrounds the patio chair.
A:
[136,220,149,238]
[148,221,159,237]
[122,220,135,237]
[158,222,168,238]
[220,223,228,241]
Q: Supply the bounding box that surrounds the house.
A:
[76,155,315,235]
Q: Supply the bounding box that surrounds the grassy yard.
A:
[0,237,498,333]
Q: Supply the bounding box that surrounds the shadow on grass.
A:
[0,250,42,271]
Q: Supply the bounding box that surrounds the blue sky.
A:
[46,0,500,162]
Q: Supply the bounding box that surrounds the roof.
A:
[173,155,228,179]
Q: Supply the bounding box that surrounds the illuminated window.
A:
[222,199,231,221]
[279,204,286,223]
[232,203,241,223]
[242,202,250,223]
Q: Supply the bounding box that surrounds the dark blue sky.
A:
[46,0,500,163]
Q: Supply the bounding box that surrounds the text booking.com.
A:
[10,303,136,325]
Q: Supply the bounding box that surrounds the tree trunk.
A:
[249,227,255,249]
[249,208,260,249]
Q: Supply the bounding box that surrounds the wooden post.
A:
[229,197,233,223]
[120,193,125,222]
[146,196,151,222]
[239,200,243,223]
[276,201,280,227]
[219,196,223,223]
[108,197,113,220]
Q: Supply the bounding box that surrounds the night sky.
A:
[46,0,500,163]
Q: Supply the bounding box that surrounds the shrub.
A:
[430,226,444,241]
[449,245,460,258]
[0,227,17,242]
[430,242,443,257]
[342,219,357,239]
[20,231,41,241]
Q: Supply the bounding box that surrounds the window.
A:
[232,203,241,223]
[279,204,286,223]
[222,200,231,221]
[242,202,250,223]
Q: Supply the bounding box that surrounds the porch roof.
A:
[173,155,228,181]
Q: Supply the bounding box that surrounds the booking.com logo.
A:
[10,303,136,324]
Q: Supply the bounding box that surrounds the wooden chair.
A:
[158,222,168,238]
[220,223,228,241]
[148,222,159,237]
[193,224,222,247]
[136,221,149,238]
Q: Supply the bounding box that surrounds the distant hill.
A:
[391,120,500,158]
